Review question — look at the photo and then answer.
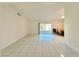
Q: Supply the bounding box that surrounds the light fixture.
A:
[60,54,64,57]
[61,16,64,19]
[40,3,56,4]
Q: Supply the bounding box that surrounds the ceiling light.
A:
[61,16,64,18]
[60,54,64,57]
[40,3,56,4]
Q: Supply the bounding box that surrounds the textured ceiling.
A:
[11,2,64,22]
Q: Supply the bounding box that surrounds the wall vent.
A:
[17,13,21,16]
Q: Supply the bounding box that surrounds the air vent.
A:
[17,13,21,16]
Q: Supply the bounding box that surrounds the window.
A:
[40,24,52,34]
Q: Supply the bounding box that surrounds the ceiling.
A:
[11,2,64,22]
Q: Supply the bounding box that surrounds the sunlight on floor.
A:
[39,34,54,41]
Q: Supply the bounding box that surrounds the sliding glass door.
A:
[40,24,52,34]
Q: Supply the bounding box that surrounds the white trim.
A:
[0,49,1,56]
[65,42,79,53]
[1,34,28,50]
[27,33,38,36]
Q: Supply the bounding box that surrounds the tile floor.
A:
[1,34,79,57]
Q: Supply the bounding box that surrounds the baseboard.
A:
[1,34,28,51]
[0,49,1,56]
[1,33,38,51]
[65,42,79,53]
[27,33,38,36]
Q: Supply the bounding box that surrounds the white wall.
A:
[0,4,28,52]
[65,5,79,53]
[51,19,64,32]
[27,20,38,35]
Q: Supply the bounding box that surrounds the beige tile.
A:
[1,34,79,57]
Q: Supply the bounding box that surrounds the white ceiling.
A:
[11,3,64,22]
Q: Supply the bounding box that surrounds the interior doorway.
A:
[38,23,53,41]
[38,23,52,34]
